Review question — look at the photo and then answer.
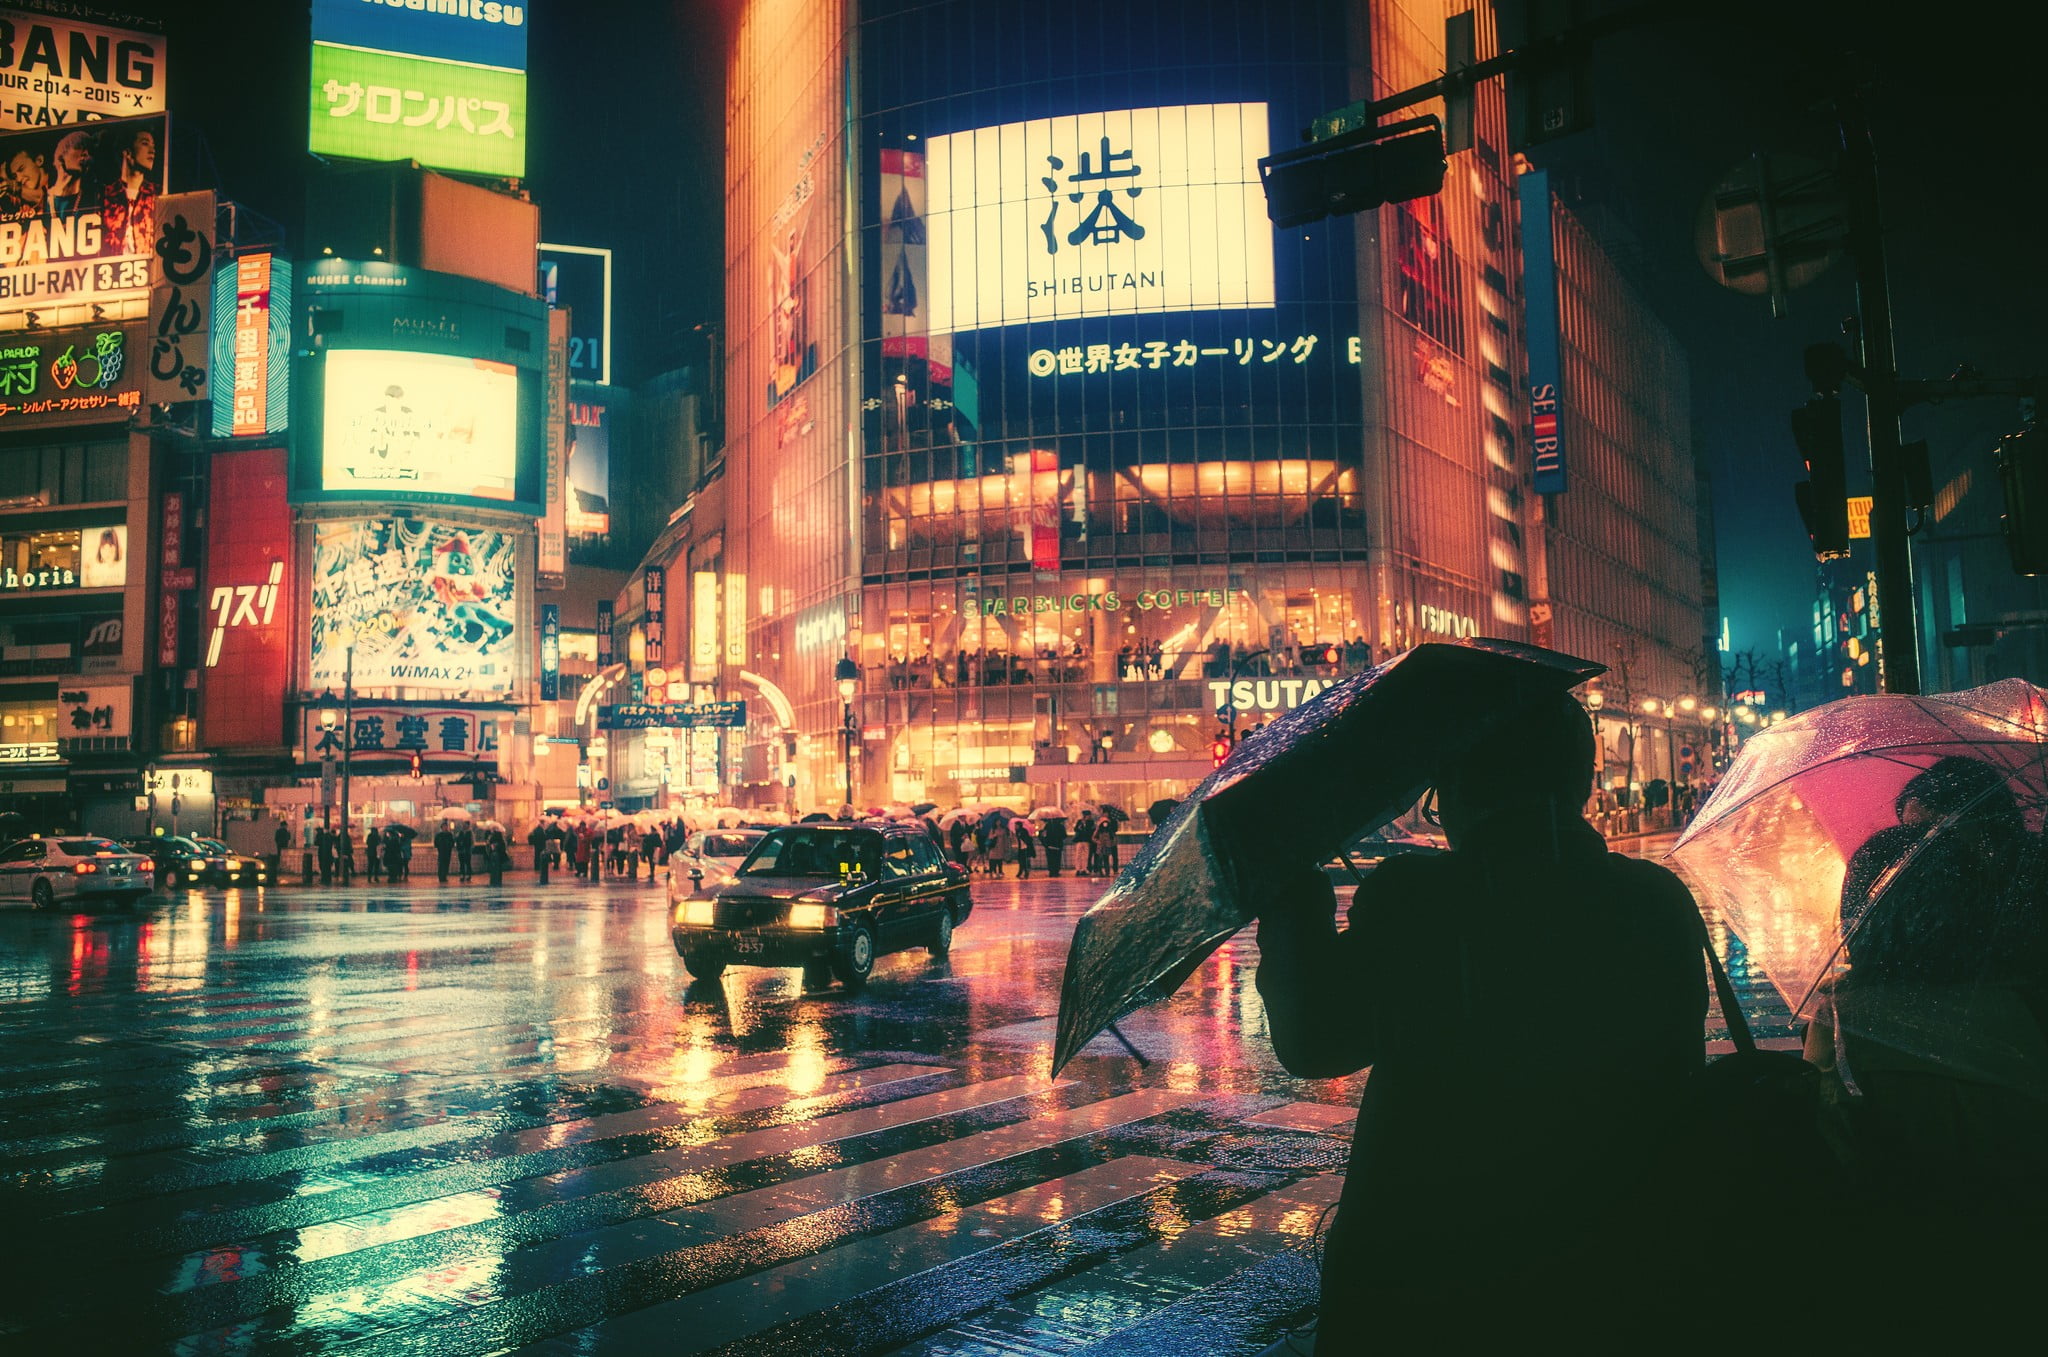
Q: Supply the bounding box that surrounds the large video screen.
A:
[309,517,517,696]
[320,349,520,503]
[923,103,1275,333]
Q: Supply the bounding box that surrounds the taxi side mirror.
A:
[689,868,704,885]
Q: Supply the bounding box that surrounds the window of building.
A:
[0,440,127,508]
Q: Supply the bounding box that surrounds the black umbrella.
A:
[1146,798,1181,826]
[800,811,834,823]
[383,823,418,840]
[1098,803,1130,824]
[910,802,938,815]
[1051,639,1603,1073]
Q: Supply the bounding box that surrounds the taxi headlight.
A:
[787,903,837,930]
[679,899,715,926]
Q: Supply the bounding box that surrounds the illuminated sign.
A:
[538,603,559,701]
[206,561,283,667]
[539,243,611,383]
[690,569,717,680]
[1518,168,1567,494]
[211,251,290,436]
[598,701,746,730]
[643,566,666,666]
[973,584,1240,617]
[320,348,519,502]
[724,574,747,667]
[565,395,609,537]
[595,599,613,666]
[0,740,55,762]
[0,562,75,591]
[1418,605,1478,638]
[1848,494,1872,540]
[0,323,142,427]
[1028,331,1355,377]
[311,0,528,72]
[300,702,503,769]
[310,517,517,696]
[145,190,213,403]
[58,681,129,739]
[539,307,566,579]
[1207,678,1340,714]
[308,41,525,180]
[0,10,164,130]
[794,602,847,653]
[924,103,1274,333]
[78,523,124,587]
[0,113,162,321]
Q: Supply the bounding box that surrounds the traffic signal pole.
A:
[1837,94,1919,694]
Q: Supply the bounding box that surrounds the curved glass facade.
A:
[850,0,1373,809]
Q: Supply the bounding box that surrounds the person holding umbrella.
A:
[434,823,455,883]
[1014,817,1035,879]
[1251,689,1705,1341]
[1040,810,1067,876]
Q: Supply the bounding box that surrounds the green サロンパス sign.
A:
[310,43,526,179]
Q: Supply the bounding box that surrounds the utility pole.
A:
[1836,93,1919,695]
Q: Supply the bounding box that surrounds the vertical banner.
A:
[158,490,184,667]
[147,191,217,404]
[643,567,666,666]
[232,254,272,433]
[1029,447,1061,572]
[724,573,748,667]
[539,604,560,702]
[539,309,570,586]
[690,569,718,683]
[201,448,291,749]
[596,599,615,666]
[1518,169,1567,495]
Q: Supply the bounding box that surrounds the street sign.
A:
[597,701,747,730]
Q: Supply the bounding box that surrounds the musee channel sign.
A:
[598,701,745,731]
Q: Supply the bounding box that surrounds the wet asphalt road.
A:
[0,850,1789,1355]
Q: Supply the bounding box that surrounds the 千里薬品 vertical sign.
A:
[1518,167,1567,495]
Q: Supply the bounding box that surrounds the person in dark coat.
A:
[1253,691,1705,1344]
[1014,819,1035,879]
[1074,811,1098,875]
[316,826,335,885]
[640,826,661,880]
[1041,814,1067,875]
[383,829,406,882]
[947,816,970,865]
[455,825,475,883]
[272,819,291,879]
[485,828,507,886]
[365,826,383,882]
[433,825,455,883]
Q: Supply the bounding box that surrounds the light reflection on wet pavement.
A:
[0,841,1786,1353]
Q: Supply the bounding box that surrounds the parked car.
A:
[190,837,274,888]
[669,822,971,990]
[0,837,152,911]
[668,828,768,890]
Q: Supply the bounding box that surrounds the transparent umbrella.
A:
[1670,679,2048,1099]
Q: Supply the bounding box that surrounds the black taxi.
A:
[668,822,970,990]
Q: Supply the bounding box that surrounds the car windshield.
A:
[59,839,123,855]
[703,834,762,859]
[737,828,879,878]
[195,838,229,852]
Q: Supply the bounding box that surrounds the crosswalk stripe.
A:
[1244,1102,1357,1135]
[555,1154,1206,1354]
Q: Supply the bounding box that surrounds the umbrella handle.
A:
[1105,1022,1151,1067]
[1696,915,1757,1056]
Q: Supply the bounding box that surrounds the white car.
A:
[0,837,153,911]
[667,829,767,891]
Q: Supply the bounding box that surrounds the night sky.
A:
[140,0,2048,662]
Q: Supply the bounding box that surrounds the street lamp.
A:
[834,655,859,811]
[317,697,340,832]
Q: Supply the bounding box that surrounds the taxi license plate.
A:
[728,935,766,955]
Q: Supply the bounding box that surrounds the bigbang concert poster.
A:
[309,516,517,695]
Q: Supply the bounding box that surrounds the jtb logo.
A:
[206,560,283,667]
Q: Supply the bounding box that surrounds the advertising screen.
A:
[539,243,610,383]
[310,517,517,696]
[565,394,609,538]
[202,448,289,750]
[0,322,141,428]
[0,9,165,131]
[0,114,164,322]
[210,251,291,436]
[923,103,1274,333]
[308,0,528,180]
[320,348,519,503]
[78,524,124,587]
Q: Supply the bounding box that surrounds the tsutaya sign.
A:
[1208,677,1339,714]
[975,584,1240,617]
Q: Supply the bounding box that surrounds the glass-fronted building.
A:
[713,0,1689,816]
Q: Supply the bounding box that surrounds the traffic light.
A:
[1259,115,1447,229]
[1497,0,1595,151]
[408,750,423,780]
[1998,429,2048,574]
[1791,396,1850,559]
[1211,733,1232,768]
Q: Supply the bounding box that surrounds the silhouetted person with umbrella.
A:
[1252,690,1705,1343]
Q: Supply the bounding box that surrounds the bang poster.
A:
[310,516,517,695]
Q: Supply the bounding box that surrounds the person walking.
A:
[272,818,291,881]
[948,815,970,867]
[1074,811,1098,876]
[365,826,383,883]
[528,822,550,876]
[574,826,594,881]
[1252,691,1705,1344]
[1093,814,1118,877]
[641,825,662,881]
[433,824,455,884]
[383,828,406,883]
[316,826,335,885]
[455,824,475,883]
[1042,814,1067,876]
[1014,819,1035,879]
